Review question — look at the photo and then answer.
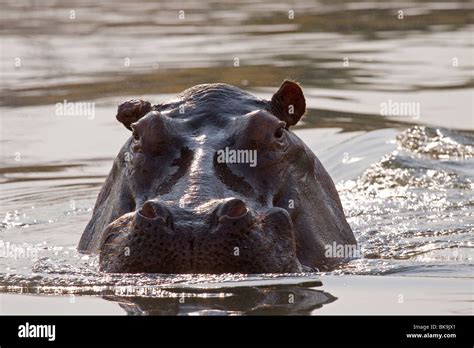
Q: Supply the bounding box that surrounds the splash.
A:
[337,126,473,276]
[396,125,474,159]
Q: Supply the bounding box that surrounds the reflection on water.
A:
[109,286,335,315]
[0,0,473,314]
[1,269,334,315]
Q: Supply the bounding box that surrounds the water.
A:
[0,0,472,315]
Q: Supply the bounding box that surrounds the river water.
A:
[0,0,472,315]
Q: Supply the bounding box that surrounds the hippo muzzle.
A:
[78,80,357,274]
[99,199,301,273]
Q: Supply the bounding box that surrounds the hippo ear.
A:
[116,99,152,130]
[270,80,306,128]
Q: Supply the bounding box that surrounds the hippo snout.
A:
[98,199,302,274]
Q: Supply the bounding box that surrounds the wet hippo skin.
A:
[78,80,356,273]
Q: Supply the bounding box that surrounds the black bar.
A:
[0,315,471,346]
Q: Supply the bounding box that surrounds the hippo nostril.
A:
[138,201,174,230]
[139,201,157,219]
[218,199,248,220]
[227,202,247,217]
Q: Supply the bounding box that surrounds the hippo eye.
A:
[132,131,140,141]
[274,127,284,139]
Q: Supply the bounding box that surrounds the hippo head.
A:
[78,81,356,273]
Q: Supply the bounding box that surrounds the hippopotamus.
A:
[78,80,356,273]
